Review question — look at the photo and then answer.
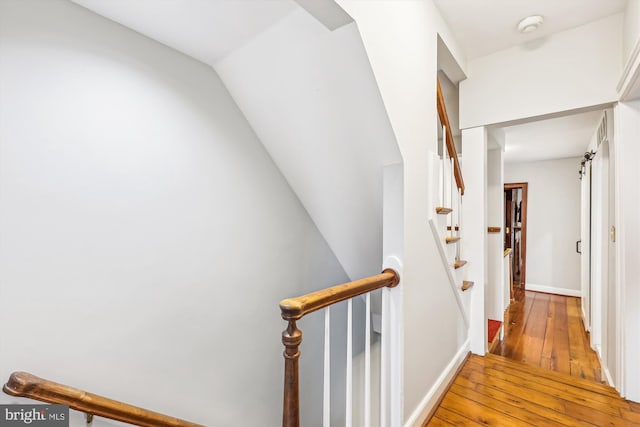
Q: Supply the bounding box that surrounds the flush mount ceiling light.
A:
[517,15,544,33]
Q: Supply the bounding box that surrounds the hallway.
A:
[491,291,604,383]
[424,291,640,425]
[425,353,640,426]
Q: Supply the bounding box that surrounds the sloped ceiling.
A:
[73,0,402,280]
[72,0,297,64]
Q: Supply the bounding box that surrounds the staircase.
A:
[426,353,640,426]
[432,203,471,288]
[428,78,473,330]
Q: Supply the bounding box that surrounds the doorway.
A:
[504,183,528,295]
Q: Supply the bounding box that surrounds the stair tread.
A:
[484,353,618,397]
[435,207,453,214]
[445,236,461,244]
[453,259,467,269]
[461,281,474,291]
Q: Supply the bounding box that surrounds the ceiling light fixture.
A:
[517,15,543,34]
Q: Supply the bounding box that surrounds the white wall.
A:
[463,127,488,354]
[620,0,640,100]
[438,71,462,152]
[613,100,640,402]
[487,148,504,320]
[438,71,460,134]
[461,14,623,129]
[214,7,401,282]
[504,158,582,295]
[335,1,470,423]
[0,1,349,426]
[624,0,640,66]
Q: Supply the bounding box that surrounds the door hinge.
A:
[611,226,616,242]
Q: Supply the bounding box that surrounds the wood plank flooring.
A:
[424,291,640,425]
[491,291,603,382]
[425,354,640,426]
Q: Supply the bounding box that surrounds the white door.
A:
[606,138,618,386]
[580,161,591,330]
[591,143,609,357]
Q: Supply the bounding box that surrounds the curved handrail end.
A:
[3,371,204,427]
[3,371,36,397]
[279,298,305,321]
[382,268,400,288]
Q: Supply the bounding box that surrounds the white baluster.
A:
[450,156,455,230]
[380,288,389,427]
[346,299,352,427]
[457,188,462,260]
[458,187,462,230]
[364,292,371,427]
[441,125,446,207]
[323,307,331,427]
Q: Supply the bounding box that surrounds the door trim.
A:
[504,182,528,287]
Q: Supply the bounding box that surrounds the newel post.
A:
[282,318,302,427]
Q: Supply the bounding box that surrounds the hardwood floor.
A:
[424,291,640,425]
[491,290,604,382]
[425,353,640,426]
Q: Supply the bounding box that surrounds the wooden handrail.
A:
[3,372,203,427]
[436,78,465,195]
[280,268,400,427]
[280,269,400,321]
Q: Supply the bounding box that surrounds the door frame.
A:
[581,162,592,331]
[591,137,618,386]
[504,182,528,287]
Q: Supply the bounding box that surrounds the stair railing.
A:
[432,77,471,323]
[437,78,464,260]
[436,78,464,196]
[280,269,400,427]
[3,372,203,427]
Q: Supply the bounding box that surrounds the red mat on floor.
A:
[488,319,502,343]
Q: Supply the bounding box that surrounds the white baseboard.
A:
[595,350,615,387]
[603,365,615,388]
[404,338,470,427]
[594,344,615,388]
[526,283,581,297]
[581,306,590,332]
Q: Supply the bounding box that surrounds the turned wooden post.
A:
[279,269,399,426]
[282,319,302,427]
